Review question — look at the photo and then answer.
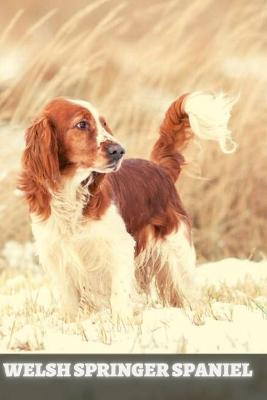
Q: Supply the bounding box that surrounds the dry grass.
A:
[0,0,266,261]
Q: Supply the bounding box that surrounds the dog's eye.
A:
[76,120,89,130]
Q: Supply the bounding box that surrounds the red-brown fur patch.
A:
[151,94,193,183]
[106,159,191,254]
[83,173,112,220]
[19,117,59,219]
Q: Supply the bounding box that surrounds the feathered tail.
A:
[151,92,237,182]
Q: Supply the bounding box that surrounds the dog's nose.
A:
[107,144,125,161]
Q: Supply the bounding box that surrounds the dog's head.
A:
[22,98,125,189]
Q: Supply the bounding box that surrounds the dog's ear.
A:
[22,116,60,189]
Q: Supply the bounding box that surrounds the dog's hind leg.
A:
[154,221,201,314]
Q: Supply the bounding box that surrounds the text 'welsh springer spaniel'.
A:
[19,92,236,325]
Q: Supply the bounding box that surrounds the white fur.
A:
[70,99,116,146]
[183,92,237,153]
[31,174,136,321]
[136,221,198,306]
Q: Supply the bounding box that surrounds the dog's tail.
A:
[151,92,237,182]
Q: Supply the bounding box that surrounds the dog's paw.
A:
[111,303,135,330]
[111,295,142,330]
[184,300,206,326]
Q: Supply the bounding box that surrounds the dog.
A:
[19,92,236,324]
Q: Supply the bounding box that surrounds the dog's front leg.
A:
[39,249,80,322]
[109,235,136,328]
[110,264,136,328]
[59,275,80,322]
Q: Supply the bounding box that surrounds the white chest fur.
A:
[31,180,136,316]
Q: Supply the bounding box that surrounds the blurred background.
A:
[0,0,266,263]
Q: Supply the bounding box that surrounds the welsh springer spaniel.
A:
[19,92,236,324]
